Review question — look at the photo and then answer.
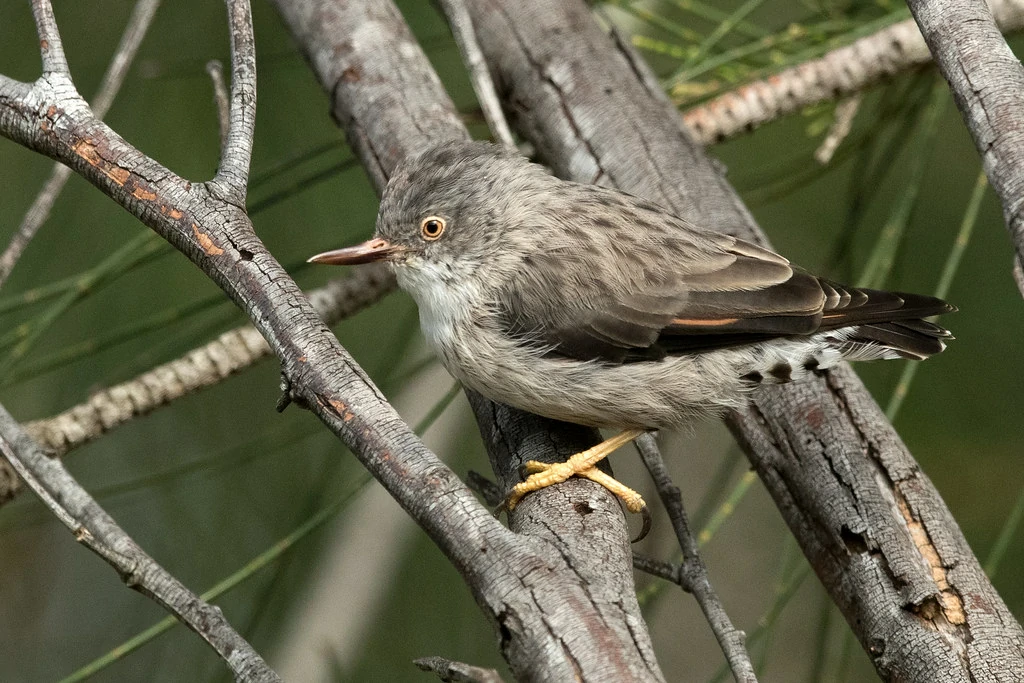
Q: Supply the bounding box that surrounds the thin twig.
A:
[413,656,504,683]
[635,434,757,683]
[30,0,69,74]
[815,94,862,165]
[438,0,516,149]
[214,0,258,199]
[632,553,682,584]
[0,403,281,682]
[0,0,161,290]
[207,60,231,148]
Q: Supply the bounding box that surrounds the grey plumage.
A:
[312,140,954,431]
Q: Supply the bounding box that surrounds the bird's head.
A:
[308,140,556,301]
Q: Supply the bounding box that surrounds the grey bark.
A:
[906,0,1024,297]
[463,0,1024,680]
[274,0,665,679]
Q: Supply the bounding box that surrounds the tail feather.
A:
[814,282,954,362]
[819,282,955,329]
[841,320,951,361]
[735,282,955,386]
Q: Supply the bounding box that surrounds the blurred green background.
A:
[0,1,1021,681]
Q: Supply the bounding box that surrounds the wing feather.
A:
[497,186,951,364]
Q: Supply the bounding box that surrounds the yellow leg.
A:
[505,428,648,516]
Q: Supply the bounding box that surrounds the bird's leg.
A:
[505,428,648,516]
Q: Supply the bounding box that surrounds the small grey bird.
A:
[310,140,953,518]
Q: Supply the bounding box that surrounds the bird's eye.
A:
[420,216,446,241]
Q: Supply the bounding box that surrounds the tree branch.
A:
[414,656,504,683]
[0,0,161,290]
[2,1,667,680]
[0,402,280,682]
[464,0,1024,679]
[814,94,862,165]
[438,0,516,149]
[207,59,231,148]
[906,0,1024,296]
[30,0,69,75]
[680,0,1024,146]
[212,0,257,202]
[273,0,665,678]
[635,434,756,683]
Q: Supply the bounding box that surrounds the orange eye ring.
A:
[420,216,446,241]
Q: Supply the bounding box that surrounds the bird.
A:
[309,140,954,522]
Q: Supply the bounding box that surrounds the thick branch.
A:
[274,0,663,678]
[906,0,1024,296]
[0,403,279,682]
[464,0,1024,679]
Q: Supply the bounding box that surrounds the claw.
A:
[502,429,651,537]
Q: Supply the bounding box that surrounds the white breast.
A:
[396,259,487,354]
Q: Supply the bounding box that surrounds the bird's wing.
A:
[497,197,949,364]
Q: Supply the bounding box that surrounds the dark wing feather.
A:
[497,186,952,364]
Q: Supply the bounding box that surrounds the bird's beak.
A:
[307,238,403,265]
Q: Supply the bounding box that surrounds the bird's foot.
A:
[504,429,651,540]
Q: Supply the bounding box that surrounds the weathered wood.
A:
[464,0,1024,679]
[273,0,665,679]
[907,0,1024,296]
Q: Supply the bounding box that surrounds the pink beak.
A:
[307,238,402,265]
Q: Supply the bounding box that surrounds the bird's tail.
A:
[738,287,955,387]
[823,318,952,362]
[815,285,954,362]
